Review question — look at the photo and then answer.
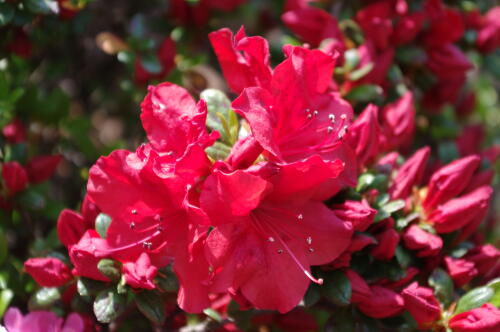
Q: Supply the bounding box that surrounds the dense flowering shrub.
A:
[0,0,499,331]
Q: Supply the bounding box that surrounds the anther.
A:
[129,222,136,229]
[297,214,304,221]
[143,242,153,250]
[277,249,283,254]
[307,114,312,120]
[305,108,310,113]
[308,248,315,253]
[328,114,335,123]
[156,226,164,232]
[313,110,319,116]
[154,214,163,222]
[131,209,137,215]
[268,237,275,242]
[306,237,312,245]
[340,114,347,120]
[327,126,333,134]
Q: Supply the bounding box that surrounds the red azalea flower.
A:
[356,1,393,51]
[2,118,26,143]
[69,230,110,282]
[476,7,500,53]
[379,91,415,152]
[209,27,272,94]
[2,161,28,195]
[134,38,176,85]
[429,186,493,234]
[345,269,372,303]
[401,282,441,327]
[282,6,345,49]
[422,0,464,47]
[423,155,481,211]
[426,45,473,80]
[389,146,430,200]
[332,200,376,232]
[392,11,425,46]
[448,303,500,332]
[25,155,62,184]
[465,245,500,276]
[24,257,73,287]
[357,285,405,318]
[444,256,478,287]
[123,252,158,290]
[231,45,356,198]
[402,225,442,257]
[347,104,381,169]
[370,227,399,260]
[200,162,353,313]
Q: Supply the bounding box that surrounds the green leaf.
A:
[93,289,126,324]
[343,49,360,71]
[140,53,162,74]
[322,270,351,306]
[24,0,59,14]
[17,189,45,210]
[97,259,121,281]
[348,63,374,81]
[455,286,494,314]
[303,283,320,307]
[203,308,221,323]
[429,268,454,307]
[95,213,112,238]
[486,278,500,307]
[28,287,61,310]
[136,291,166,325]
[381,200,406,214]
[77,278,107,297]
[0,3,15,27]
[0,289,13,318]
[345,84,383,103]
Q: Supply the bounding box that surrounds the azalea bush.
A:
[0,0,500,331]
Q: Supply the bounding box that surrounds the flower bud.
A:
[389,146,430,200]
[26,155,62,184]
[2,118,26,143]
[123,253,158,290]
[401,282,441,326]
[379,92,415,151]
[448,303,500,332]
[423,155,481,211]
[24,257,73,287]
[332,200,376,232]
[357,285,404,318]
[370,228,400,260]
[402,225,442,257]
[347,104,380,168]
[444,256,478,287]
[429,186,493,234]
[2,162,28,195]
[345,269,371,303]
[465,244,500,276]
[57,209,87,248]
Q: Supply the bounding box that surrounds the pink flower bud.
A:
[429,186,493,234]
[401,282,441,326]
[332,200,376,232]
[357,285,405,318]
[402,225,442,257]
[24,257,73,287]
[423,155,481,211]
[444,256,478,287]
[449,303,500,332]
[2,118,26,143]
[2,161,28,195]
[345,269,371,303]
[371,228,400,260]
[389,146,430,200]
[465,244,500,276]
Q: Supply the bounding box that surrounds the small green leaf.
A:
[343,49,360,71]
[0,3,15,27]
[97,259,121,281]
[322,270,351,306]
[429,268,454,307]
[29,287,61,310]
[348,63,374,81]
[136,291,166,325]
[486,278,500,307]
[24,0,59,14]
[345,84,383,103]
[455,286,494,314]
[203,308,222,322]
[0,289,13,318]
[381,200,406,214]
[93,289,126,324]
[95,213,112,238]
[303,283,320,307]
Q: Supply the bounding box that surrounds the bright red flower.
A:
[389,146,430,200]
[429,186,493,234]
[370,228,400,260]
[422,0,464,47]
[379,91,415,151]
[231,45,356,198]
[332,200,376,232]
[209,27,272,94]
[200,162,353,313]
[444,256,478,287]
[401,282,441,326]
[357,285,405,318]
[345,269,372,303]
[402,225,442,257]
[465,245,500,276]
[7,29,32,59]
[282,6,344,49]
[26,155,62,184]
[2,161,28,195]
[356,1,393,50]
[476,7,500,53]
[354,41,395,87]
[69,230,110,282]
[426,45,473,80]
[423,155,481,211]
[24,257,73,287]
[2,118,26,143]
[123,252,158,290]
[347,104,381,168]
[449,303,500,332]
[392,11,425,45]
